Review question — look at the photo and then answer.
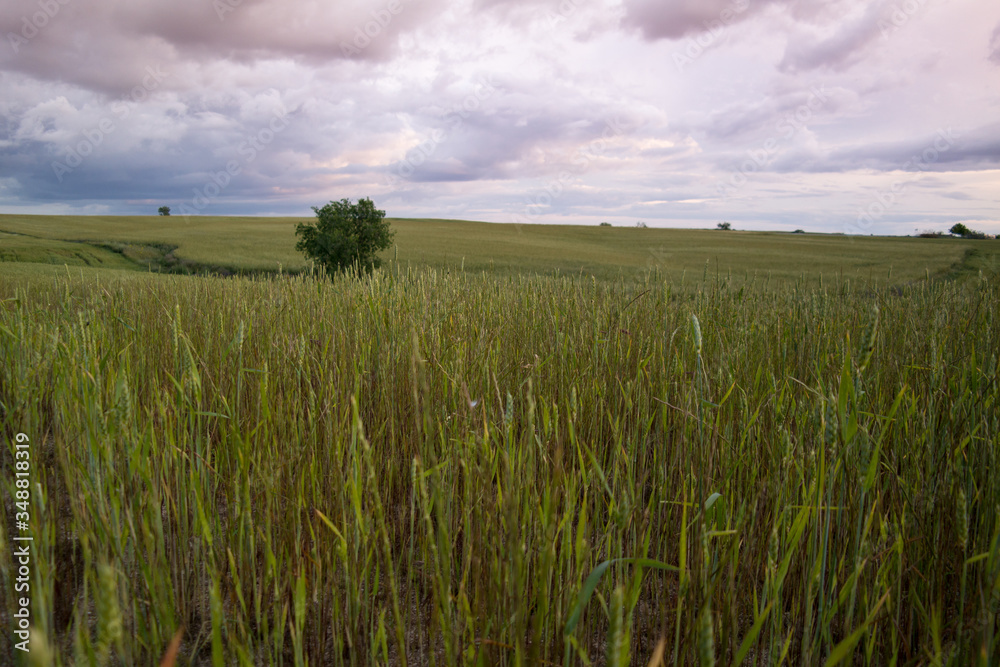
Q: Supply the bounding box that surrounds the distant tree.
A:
[792,229,805,234]
[158,206,171,216]
[716,221,732,230]
[635,221,647,228]
[599,222,612,227]
[950,222,989,239]
[295,197,395,275]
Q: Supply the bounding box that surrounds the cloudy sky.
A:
[1,0,998,233]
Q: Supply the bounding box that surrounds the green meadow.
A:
[0,213,992,282]
[1,214,999,665]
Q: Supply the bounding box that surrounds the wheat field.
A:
[1,250,998,665]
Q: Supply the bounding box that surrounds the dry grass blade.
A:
[646,636,667,667]
[158,627,184,667]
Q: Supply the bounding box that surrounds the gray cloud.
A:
[778,0,892,72]
[620,0,770,41]
[682,83,841,143]
[0,0,447,95]
[763,124,1000,174]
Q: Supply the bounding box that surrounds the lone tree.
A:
[716,221,732,230]
[295,197,394,275]
[158,206,171,216]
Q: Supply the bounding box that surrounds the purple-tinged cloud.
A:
[621,0,769,41]
[778,0,893,72]
[0,0,448,95]
[0,0,997,234]
[766,124,1000,174]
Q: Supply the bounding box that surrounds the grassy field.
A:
[1,216,999,665]
[1,213,995,284]
[0,231,138,271]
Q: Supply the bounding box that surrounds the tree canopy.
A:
[295,198,394,275]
